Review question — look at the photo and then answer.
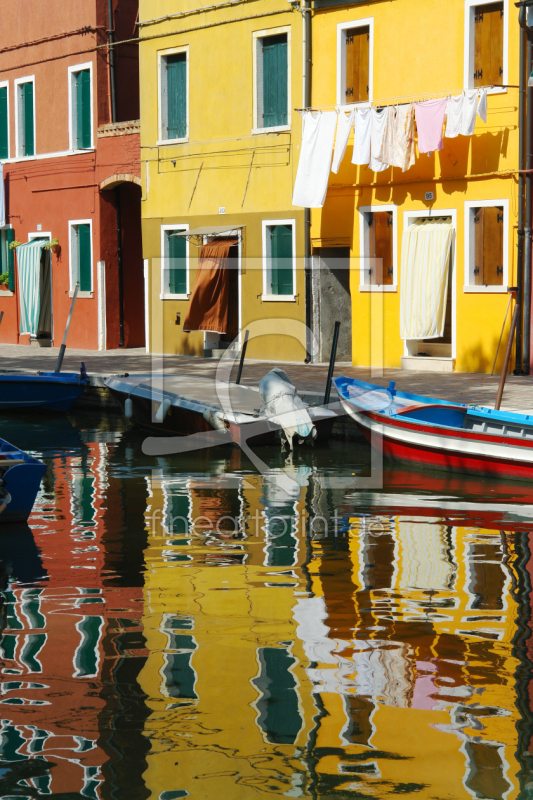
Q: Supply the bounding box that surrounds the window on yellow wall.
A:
[359,206,397,290]
[344,27,369,104]
[367,211,393,285]
[473,2,504,87]
[472,206,504,286]
[337,19,373,107]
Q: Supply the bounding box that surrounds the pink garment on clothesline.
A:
[414,98,448,154]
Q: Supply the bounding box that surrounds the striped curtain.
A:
[400,218,454,340]
[17,240,46,335]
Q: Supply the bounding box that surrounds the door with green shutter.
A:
[0,86,8,160]
[269,224,293,296]
[166,54,187,140]
[22,82,34,157]
[75,70,91,149]
[168,232,187,294]
[262,34,288,128]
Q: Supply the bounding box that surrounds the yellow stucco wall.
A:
[311,0,520,372]
[139,0,307,361]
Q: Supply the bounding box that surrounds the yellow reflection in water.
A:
[139,474,523,800]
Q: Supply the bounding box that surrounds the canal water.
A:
[1,411,533,799]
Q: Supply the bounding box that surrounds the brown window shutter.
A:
[474,2,504,87]
[482,206,504,285]
[474,208,484,286]
[345,27,369,104]
[371,211,393,285]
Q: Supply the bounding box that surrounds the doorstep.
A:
[401,356,455,373]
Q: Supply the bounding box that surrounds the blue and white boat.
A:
[0,437,46,522]
[0,365,88,411]
[334,375,533,481]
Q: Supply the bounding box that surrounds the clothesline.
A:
[293,84,518,113]
[292,89,490,208]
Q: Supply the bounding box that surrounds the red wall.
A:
[0,0,143,351]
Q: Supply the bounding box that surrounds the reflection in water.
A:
[0,418,532,797]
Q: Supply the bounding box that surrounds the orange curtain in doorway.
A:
[182,238,238,333]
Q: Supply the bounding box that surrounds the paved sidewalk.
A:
[1,344,533,412]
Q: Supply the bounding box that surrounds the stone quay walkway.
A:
[1,344,533,413]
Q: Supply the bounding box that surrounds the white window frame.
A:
[402,208,458,359]
[262,218,297,302]
[336,17,374,109]
[464,0,508,93]
[68,218,93,296]
[464,198,509,292]
[252,26,291,135]
[358,204,398,292]
[160,224,190,300]
[67,62,94,152]
[157,46,189,145]
[14,75,36,159]
[0,81,10,160]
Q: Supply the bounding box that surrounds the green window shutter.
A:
[253,648,301,744]
[23,82,34,157]
[78,224,91,291]
[0,86,8,160]
[76,70,91,149]
[168,233,187,294]
[270,224,293,295]
[167,55,187,139]
[262,35,288,128]
[6,229,15,291]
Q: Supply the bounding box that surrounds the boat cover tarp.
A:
[259,368,316,447]
[183,238,238,334]
[400,217,454,340]
[17,240,47,336]
[346,384,394,412]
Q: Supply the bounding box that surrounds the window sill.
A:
[252,125,291,135]
[359,284,397,293]
[160,293,190,300]
[336,101,372,112]
[69,290,93,298]
[465,85,506,96]
[463,285,509,293]
[261,294,296,302]
[156,137,189,146]
[0,290,14,297]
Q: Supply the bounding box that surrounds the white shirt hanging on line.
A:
[331,109,354,174]
[369,107,390,172]
[292,111,337,208]
[352,106,372,165]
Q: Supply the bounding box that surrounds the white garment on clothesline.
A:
[461,89,478,135]
[352,106,372,165]
[477,88,488,123]
[331,109,354,174]
[445,94,463,138]
[292,111,337,208]
[369,107,390,172]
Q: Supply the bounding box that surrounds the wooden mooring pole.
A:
[495,303,520,411]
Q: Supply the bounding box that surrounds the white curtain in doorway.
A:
[400,217,454,340]
[17,239,47,335]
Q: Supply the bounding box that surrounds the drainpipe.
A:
[108,0,124,346]
[518,1,533,373]
[302,0,312,362]
[108,0,118,123]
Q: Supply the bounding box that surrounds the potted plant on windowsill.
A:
[0,273,10,291]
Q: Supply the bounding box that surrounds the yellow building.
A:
[305,0,525,373]
[139,0,308,362]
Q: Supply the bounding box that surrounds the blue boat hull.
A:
[0,438,46,523]
[0,372,87,411]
